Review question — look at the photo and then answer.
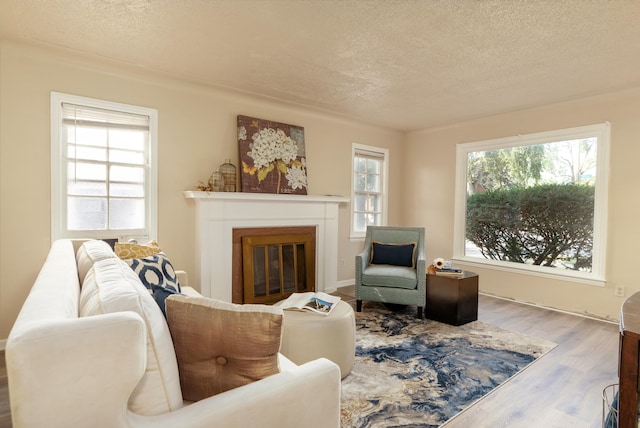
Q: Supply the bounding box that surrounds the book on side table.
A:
[435,267,464,278]
[280,292,342,316]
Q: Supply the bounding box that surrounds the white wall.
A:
[0,41,404,339]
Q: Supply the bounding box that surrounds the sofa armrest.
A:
[128,358,342,428]
[176,270,189,287]
[7,312,147,428]
[180,286,202,297]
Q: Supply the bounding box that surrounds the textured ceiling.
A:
[1,0,640,131]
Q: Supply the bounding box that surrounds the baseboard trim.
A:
[479,292,618,325]
[337,278,355,288]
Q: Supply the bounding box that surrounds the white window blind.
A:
[51,93,157,241]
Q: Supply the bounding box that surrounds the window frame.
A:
[50,92,158,242]
[452,123,610,286]
[350,143,389,240]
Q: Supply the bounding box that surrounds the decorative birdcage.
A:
[219,159,237,192]
[207,169,223,192]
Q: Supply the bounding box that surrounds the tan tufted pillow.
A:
[165,295,283,401]
[114,240,162,260]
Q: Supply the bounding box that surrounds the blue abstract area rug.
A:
[340,303,556,428]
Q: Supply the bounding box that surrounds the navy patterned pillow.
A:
[126,252,182,316]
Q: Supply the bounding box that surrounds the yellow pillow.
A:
[165,295,283,401]
[114,240,161,260]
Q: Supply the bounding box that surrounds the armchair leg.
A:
[417,306,423,319]
[356,300,362,312]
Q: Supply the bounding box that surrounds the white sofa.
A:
[6,239,341,428]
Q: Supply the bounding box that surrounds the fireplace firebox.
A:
[240,230,315,304]
[232,226,316,303]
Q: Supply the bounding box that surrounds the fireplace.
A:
[233,226,316,304]
[184,191,349,303]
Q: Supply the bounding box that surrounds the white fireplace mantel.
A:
[184,191,349,302]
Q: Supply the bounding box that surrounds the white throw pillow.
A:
[76,240,118,285]
[79,257,183,415]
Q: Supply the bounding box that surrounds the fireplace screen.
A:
[242,233,315,304]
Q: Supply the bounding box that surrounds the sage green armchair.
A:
[355,226,426,318]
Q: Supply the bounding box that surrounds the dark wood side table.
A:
[425,271,478,326]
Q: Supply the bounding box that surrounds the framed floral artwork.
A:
[237,115,308,195]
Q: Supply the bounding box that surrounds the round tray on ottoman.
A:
[277,299,356,379]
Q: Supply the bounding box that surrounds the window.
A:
[453,123,610,285]
[51,92,158,241]
[351,144,388,238]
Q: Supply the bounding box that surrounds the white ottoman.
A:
[278,300,356,379]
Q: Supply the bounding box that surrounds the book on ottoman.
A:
[280,292,341,316]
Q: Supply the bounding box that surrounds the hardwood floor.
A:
[0,290,619,428]
[447,294,618,428]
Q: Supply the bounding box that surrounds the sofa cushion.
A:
[125,252,182,317]
[165,295,283,401]
[362,265,418,289]
[79,258,183,415]
[114,240,162,260]
[370,241,416,268]
[76,239,118,285]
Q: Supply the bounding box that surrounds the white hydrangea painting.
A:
[237,115,308,194]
